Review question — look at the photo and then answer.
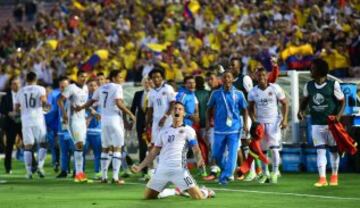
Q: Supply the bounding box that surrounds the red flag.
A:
[328,116,358,155]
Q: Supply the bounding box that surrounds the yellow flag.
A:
[73,0,85,11]
[189,0,201,14]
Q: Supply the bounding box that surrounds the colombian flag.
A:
[80,49,109,71]
[183,0,200,19]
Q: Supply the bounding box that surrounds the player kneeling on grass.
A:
[76,70,136,185]
[15,72,49,179]
[132,102,215,200]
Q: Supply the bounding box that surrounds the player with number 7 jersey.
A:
[76,70,136,185]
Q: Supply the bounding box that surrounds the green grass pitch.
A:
[0,158,360,208]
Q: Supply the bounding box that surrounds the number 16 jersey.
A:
[15,85,46,127]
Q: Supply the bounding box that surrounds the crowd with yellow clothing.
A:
[0,0,360,91]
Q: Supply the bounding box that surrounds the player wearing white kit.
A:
[15,72,49,179]
[248,68,288,184]
[132,102,215,200]
[77,70,136,184]
[57,70,89,182]
[146,68,176,144]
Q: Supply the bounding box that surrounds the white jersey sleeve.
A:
[154,129,164,147]
[186,127,197,147]
[166,85,176,103]
[92,88,100,101]
[62,84,74,99]
[247,88,255,102]
[114,84,123,100]
[147,90,154,108]
[273,83,286,101]
[243,75,253,93]
[334,81,345,100]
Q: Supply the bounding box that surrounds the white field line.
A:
[1,177,359,201]
[126,182,360,201]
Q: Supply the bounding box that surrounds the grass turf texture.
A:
[0,158,360,208]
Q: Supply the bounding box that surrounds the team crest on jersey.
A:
[162,92,166,95]
[268,92,273,96]
[179,129,185,134]
[312,93,325,105]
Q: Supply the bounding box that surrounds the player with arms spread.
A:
[132,102,215,200]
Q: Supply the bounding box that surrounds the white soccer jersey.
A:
[62,83,88,121]
[155,125,197,169]
[248,83,286,123]
[148,83,176,122]
[92,83,123,118]
[15,85,46,127]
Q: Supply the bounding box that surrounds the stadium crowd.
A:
[0,0,359,198]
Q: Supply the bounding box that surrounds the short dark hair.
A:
[108,69,121,81]
[205,71,217,78]
[195,76,205,90]
[87,78,98,84]
[26,71,37,82]
[184,76,194,84]
[97,72,105,77]
[174,101,185,108]
[149,67,165,79]
[230,57,241,63]
[58,76,68,83]
[312,58,329,77]
[77,69,87,77]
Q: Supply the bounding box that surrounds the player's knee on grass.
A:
[144,188,159,200]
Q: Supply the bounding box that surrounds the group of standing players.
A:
[13,56,345,200]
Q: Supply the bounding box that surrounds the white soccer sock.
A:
[262,152,270,176]
[316,148,327,178]
[250,161,256,174]
[271,148,280,175]
[74,150,84,175]
[100,152,109,180]
[24,150,33,175]
[112,152,122,181]
[329,151,340,176]
[243,146,250,158]
[37,148,47,170]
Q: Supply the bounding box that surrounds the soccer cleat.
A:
[314,177,328,187]
[37,169,45,178]
[270,172,278,184]
[94,172,102,180]
[54,163,60,173]
[74,172,88,183]
[257,174,269,184]
[56,171,68,178]
[329,175,338,186]
[120,169,132,178]
[111,178,125,185]
[243,171,257,182]
[218,177,230,185]
[25,174,33,180]
[100,178,108,184]
[236,175,245,181]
